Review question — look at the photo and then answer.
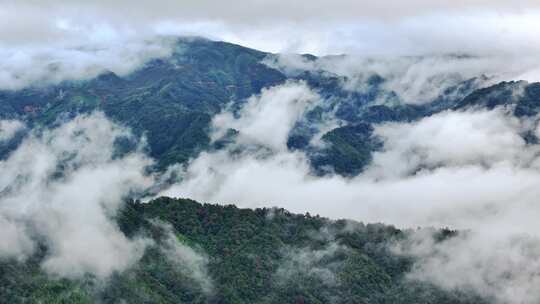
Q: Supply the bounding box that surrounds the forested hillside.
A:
[1,37,525,176]
[0,197,486,304]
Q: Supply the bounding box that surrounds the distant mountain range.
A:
[2,37,537,176]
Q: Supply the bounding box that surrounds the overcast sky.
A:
[2,0,540,55]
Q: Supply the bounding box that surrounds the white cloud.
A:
[0,38,173,90]
[0,112,153,278]
[0,120,25,141]
[159,82,540,302]
[276,242,343,287]
[158,222,213,294]
[393,230,540,304]
[1,1,540,91]
[264,53,539,104]
[161,92,540,227]
[0,216,35,260]
[2,1,540,56]
[211,81,320,151]
[367,108,536,178]
[2,1,540,300]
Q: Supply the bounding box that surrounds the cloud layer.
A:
[0,120,25,142]
[0,38,173,90]
[159,81,540,303]
[2,1,540,301]
[1,80,539,301]
[0,113,153,278]
[2,1,540,55]
[265,54,540,104]
[161,83,540,228]
[157,222,213,294]
[1,1,540,91]
[393,230,540,304]
[211,81,319,151]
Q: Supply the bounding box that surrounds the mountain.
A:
[0,38,285,168]
[0,37,501,175]
[0,197,486,304]
[455,80,540,116]
[2,37,540,303]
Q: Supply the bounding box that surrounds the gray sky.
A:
[1,0,540,55]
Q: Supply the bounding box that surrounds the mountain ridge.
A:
[2,37,537,176]
[0,196,486,304]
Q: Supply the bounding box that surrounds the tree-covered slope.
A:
[0,38,286,168]
[0,37,506,175]
[454,81,540,116]
[0,197,488,304]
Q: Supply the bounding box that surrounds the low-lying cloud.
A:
[160,84,540,227]
[264,54,540,104]
[276,242,344,287]
[158,81,540,303]
[393,230,540,304]
[0,112,153,278]
[157,222,213,294]
[1,80,539,301]
[0,38,173,90]
[1,1,540,92]
[367,107,538,178]
[211,81,320,152]
[2,1,540,56]
[1,1,540,300]
[0,120,25,142]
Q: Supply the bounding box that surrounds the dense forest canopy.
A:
[1,197,486,304]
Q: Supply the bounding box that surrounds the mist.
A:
[1,67,539,302]
[3,1,540,55]
[264,53,540,104]
[0,38,173,90]
[0,112,216,283]
[158,81,540,303]
[2,1,540,302]
[0,113,153,278]
[1,1,540,92]
[157,221,214,294]
[0,120,25,142]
